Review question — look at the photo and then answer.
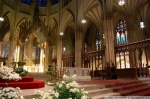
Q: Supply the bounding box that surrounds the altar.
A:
[23,65,44,73]
[63,67,91,81]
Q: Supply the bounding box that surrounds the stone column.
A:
[103,16,115,65]
[8,29,17,66]
[8,0,19,66]
[45,41,52,71]
[27,37,33,66]
[19,42,24,62]
[1,43,5,58]
[57,36,63,75]
[44,42,49,71]
[75,31,82,67]
[0,41,3,57]
[40,48,44,67]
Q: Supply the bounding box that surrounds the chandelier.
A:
[60,32,64,36]
[118,0,125,6]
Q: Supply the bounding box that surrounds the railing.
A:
[115,39,150,52]
[62,49,105,69]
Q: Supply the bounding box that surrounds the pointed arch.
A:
[59,9,74,33]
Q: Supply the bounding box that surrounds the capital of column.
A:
[38,42,46,49]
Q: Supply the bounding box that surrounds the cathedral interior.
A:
[0,0,150,79]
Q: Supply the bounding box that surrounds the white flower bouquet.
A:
[0,66,21,81]
[34,74,91,99]
[0,87,23,99]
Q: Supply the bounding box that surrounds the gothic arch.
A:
[59,9,74,33]
[49,18,58,46]
[77,0,102,31]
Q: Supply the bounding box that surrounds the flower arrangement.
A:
[0,66,21,81]
[0,66,23,99]
[45,65,58,81]
[0,87,23,99]
[34,74,91,99]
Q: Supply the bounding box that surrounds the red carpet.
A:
[0,76,45,89]
[78,79,150,96]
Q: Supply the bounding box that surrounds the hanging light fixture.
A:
[118,0,125,6]
[140,21,145,28]
[0,17,4,21]
[81,19,86,24]
[60,32,64,36]
[63,47,66,51]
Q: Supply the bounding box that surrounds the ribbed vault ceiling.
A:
[0,0,150,46]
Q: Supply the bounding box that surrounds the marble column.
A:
[103,16,115,65]
[75,31,82,67]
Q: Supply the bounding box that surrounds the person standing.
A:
[111,63,117,79]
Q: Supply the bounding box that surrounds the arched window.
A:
[116,20,128,45]
[38,0,46,7]
[116,20,130,69]
[96,32,101,50]
[21,0,31,5]
[4,43,9,58]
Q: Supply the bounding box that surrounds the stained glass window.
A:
[115,20,130,69]
[21,0,31,5]
[4,43,9,58]
[38,0,46,7]
[96,32,101,50]
[35,42,40,63]
[116,20,128,45]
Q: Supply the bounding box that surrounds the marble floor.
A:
[22,85,54,99]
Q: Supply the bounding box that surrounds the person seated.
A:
[3,61,6,66]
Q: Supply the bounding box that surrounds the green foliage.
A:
[46,65,58,81]
[14,67,28,76]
